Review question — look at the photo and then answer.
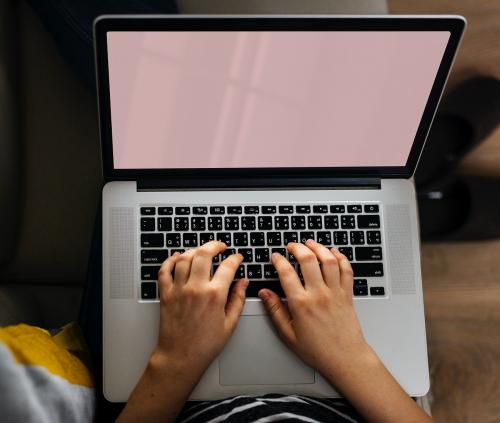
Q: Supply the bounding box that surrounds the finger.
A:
[173,248,197,284]
[271,252,304,298]
[304,240,340,289]
[332,248,354,293]
[213,253,244,292]
[258,289,295,344]
[225,278,249,331]
[287,242,324,290]
[189,241,226,284]
[158,253,179,295]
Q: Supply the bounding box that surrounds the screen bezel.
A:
[94,15,465,182]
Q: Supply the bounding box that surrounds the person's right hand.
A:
[258,239,373,378]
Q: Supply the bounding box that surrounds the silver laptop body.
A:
[95,15,465,401]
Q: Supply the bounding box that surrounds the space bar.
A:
[245,280,285,298]
[351,262,384,277]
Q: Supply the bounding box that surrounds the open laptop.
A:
[95,15,465,402]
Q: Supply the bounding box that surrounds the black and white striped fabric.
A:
[177,394,365,423]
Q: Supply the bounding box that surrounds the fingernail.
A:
[242,278,249,289]
[259,289,270,300]
[306,238,314,244]
[272,252,281,258]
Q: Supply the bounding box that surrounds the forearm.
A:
[117,352,200,423]
[322,345,432,423]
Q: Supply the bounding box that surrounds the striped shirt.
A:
[177,394,365,423]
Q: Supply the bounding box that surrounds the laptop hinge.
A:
[137,177,381,191]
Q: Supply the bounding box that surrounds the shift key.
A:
[351,262,384,277]
[355,247,382,261]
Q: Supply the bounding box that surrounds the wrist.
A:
[148,349,204,386]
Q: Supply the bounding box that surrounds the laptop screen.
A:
[106,30,450,170]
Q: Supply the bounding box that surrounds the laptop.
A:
[95,15,465,402]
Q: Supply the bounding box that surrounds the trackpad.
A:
[219,316,315,385]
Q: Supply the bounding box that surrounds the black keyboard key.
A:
[141,250,168,264]
[316,231,332,245]
[210,206,225,214]
[296,205,310,214]
[338,247,353,261]
[367,230,382,245]
[193,206,208,215]
[355,247,382,261]
[233,232,248,246]
[241,216,256,230]
[308,215,322,229]
[261,206,276,214]
[246,280,284,298]
[353,286,368,296]
[221,248,236,260]
[171,248,185,255]
[313,205,328,213]
[324,215,339,229]
[370,287,385,296]
[227,206,242,214]
[271,247,287,256]
[354,279,368,287]
[258,216,273,230]
[175,206,190,215]
[200,232,215,245]
[247,264,262,279]
[140,207,155,215]
[141,233,163,248]
[158,207,173,215]
[208,217,223,231]
[238,248,253,263]
[299,231,315,243]
[333,231,348,245]
[216,232,232,246]
[141,265,161,280]
[174,217,189,231]
[364,204,379,213]
[278,205,294,214]
[141,282,157,299]
[158,217,172,231]
[141,218,155,231]
[235,265,245,279]
[274,216,289,230]
[291,216,306,230]
[267,232,282,246]
[183,233,198,247]
[330,205,345,213]
[166,233,181,247]
[283,232,298,245]
[264,264,278,279]
[288,253,297,264]
[244,206,259,214]
[255,248,270,262]
[350,231,365,245]
[357,215,380,229]
[190,217,206,231]
[341,215,356,229]
[224,216,240,231]
[250,232,265,246]
[351,262,384,277]
[347,205,362,213]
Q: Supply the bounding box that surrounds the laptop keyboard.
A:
[139,203,385,301]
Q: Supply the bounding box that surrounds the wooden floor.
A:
[389,1,500,421]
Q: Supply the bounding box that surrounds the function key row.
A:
[141,204,380,216]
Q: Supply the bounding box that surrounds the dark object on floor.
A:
[415,77,500,188]
[418,175,500,242]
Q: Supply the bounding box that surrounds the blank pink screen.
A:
[107,31,449,169]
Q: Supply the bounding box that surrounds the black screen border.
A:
[94,15,465,183]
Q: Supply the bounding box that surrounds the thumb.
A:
[259,289,295,344]
[225,278,249,331]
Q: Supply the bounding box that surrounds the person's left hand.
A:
[153,241,248,381]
